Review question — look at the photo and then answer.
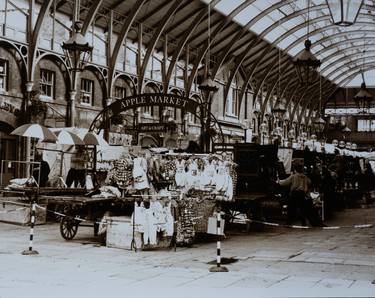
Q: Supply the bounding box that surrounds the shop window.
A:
[81,79,94,105]
[114,86,126,100]
[226,87,238,117]
[0,59,8,92]
[358,119,375,132]
[142,106,154,116]
[39,69,55,99]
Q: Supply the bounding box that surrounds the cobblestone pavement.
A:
[1,207,375,298]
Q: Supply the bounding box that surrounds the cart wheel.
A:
[60,218,79,240]
[227,210,243,224]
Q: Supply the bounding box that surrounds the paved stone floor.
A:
[1,207,375,297]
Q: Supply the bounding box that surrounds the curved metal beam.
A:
[28,0,54,81]
[329,58,375,83]
[81,0,103,35]
[138,0,185,93]
[323,52,375,78]
[284,84,305,119]
[236,42,277,108]
[108,0,147,97]
[315,37,375,58]
[321,44,373,66]
[299,81,333,123]
[336,64,375,87]
[187,0,256,46]
[260,67,296,119]
[186,13,234,95]
[285,22,374,54]
[164,8,206,92]
[258,4,327,40]
[211,0,296,79]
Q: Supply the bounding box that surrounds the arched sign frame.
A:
[89,93,224,146]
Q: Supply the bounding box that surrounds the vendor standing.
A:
[278,163,310,226]
[33,152,50,187]
[66,147,86,188]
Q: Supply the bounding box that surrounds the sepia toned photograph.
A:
[0,1,374,297]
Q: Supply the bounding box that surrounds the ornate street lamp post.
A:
[326,0,363,26]
[62,21,93,127]
[199,73,218,152]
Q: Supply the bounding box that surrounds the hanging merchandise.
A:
[176,199,196,246]
[132,153,150,190]
[174,155,187,188]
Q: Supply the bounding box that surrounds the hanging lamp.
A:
[326,0,363,26]
[313,76,326,134]
[354,42,372,113]
[272,23,287,123]
[294,0,321,85]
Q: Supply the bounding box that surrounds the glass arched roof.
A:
[202,0,375,87]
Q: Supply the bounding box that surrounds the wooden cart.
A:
[40,195,118,240]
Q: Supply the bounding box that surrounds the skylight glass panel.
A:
[251,15,276,34]
[313,44,324,52]
[215,0,247,16]
[264,27,289,43]
[289,43,305,56]
[253,0,275,11]
[320,48,338,58]
[282,16,305,32]
[346,70,375,87]
[279,34,298,50]
[233,5,260,26]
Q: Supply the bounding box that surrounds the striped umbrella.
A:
[55,131,85,145]
[11,124,57,142]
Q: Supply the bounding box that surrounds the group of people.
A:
[276,151,375,227]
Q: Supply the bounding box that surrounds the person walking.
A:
[278,163,310,226]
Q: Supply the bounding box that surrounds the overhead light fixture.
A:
[294,1,321,85]
[326,0,363,26]
[273,33,287,122]
[313,76,326,135]
[313,116,326,134]
[354,81,372,113]
[272,100,286,122]
[354,43,372,113]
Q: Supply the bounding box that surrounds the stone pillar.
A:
[68,90,77,127]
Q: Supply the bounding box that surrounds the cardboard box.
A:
[106,216,143,250]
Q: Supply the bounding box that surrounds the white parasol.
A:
[11,123,57,142]
[55,131,85,146]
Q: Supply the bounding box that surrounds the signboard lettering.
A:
[0,97,20,115]
[110,93,198,116]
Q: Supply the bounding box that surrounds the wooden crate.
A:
[106,216,142,250]
[0,204,46,225]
